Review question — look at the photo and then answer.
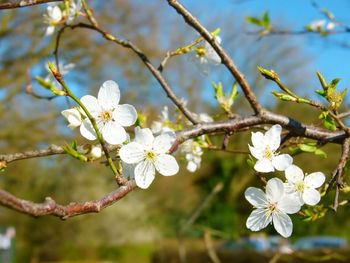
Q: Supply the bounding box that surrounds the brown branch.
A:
[167,0,263,115]
[0,0,62,9]
[328,138,350,211]
[0,180,136,219]
[60,22,199,125]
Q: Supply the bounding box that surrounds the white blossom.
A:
[61,107,83,129]
[195,112,213,123]
[192,36,222,74]
[181,139,203,172]
[119,127,179,189]
[249,124,293,173]
[80,80,137,145]
[284,165,325,206]
[44,4,63,36]
[151,106,174,133]
[308,19,338,32]
[65,0,82,24]
[245,178,301,238]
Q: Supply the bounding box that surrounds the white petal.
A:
[114,104,137,127]
[187,161,198,172]
[246,208,272,231]
[119,142,145,164]
[266,178,285,203]
[51,6,62,21]
[251,132,265,149]
[272,212,293,238]
[101,121,127,145]
[254,159,274,173]
[272,154,293,171]
[248,145,263,160]
[245,187,268,208]
[153,131,177,154]
[304,172,325,188]
[80,119,97,140]
[154,154,179,176]
[303,188,321,206]
[80,95,101,115]
[134,127,154,150]
[61,108,82,129]
[98,80,120,108]
[264,124,282,151]
[134,160,155,189]
[45,26,55,36]
[278,195,301,214]
[285,165,304,183]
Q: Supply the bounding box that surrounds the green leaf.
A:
[262,11,270,27]
[245,16,264,27]
[315,89,326,97]
[314,149,327,158]
[299,144,317,153]
[316,71,328,90]
[246,155,255,169]
[257,66,279,81]
[319,111,337,131]
[328,78,341,91]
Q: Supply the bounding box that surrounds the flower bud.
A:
[61,108,83,129]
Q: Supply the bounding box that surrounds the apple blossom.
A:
[245,178,301,238]
[65,0,82,24]
[249,124,293,173]
[181,139,203,172]
[119,127,179,189]
[80,80,137,145]
[284,165,326,206]
[61,108,83,129]
[44,4,63,36]
[151,106,174,133]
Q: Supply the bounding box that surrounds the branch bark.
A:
[0,0,62,9]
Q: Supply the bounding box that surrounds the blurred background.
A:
[1,0,350,262]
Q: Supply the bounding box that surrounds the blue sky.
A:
[182,0,350,102]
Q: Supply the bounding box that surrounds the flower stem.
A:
[52,70,119,177]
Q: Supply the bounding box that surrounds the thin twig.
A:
[0,0,61,9]
[167,0,263,115]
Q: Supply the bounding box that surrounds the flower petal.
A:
[266,178,285,203]
[245,187,268,208]
[251,132,265,149]
[80,95,101,115]
[114,104,137,127]
[187,161,198,172]
[134,127,154,150]
[272,212,293,238]
[303,188,321,206]
[264,124,282,151]
[119,142,145,164]
[246,208,272,231]
[254,159,274,173]
[304,172,325,188]
[272,154,293,171]
[101,121,127,145]
[134,160,155,189]
[285,165,304,183]
[61,108,82,129]
[153,131,176,154]
[278,195,301,214]
[80,119,97,140]
[248,145,263,160]
[154,154,179,176]
[98,80,120,108]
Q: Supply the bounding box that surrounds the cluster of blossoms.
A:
[245,125,326,237]
[44,0,82,36]
[61,80,180,189]
[307,19,338,32]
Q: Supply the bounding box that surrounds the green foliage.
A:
[289,142,327,158]
[212,82,238,115]
[300,205,328,222]
[245,11,271,33]
[319,111,337,131]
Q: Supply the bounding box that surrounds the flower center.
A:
[146,151,156,161]
[263,146,274,160]
[100,110,113,123]
[267,202,277,213]
[196,47,207,57]
[295,181,306,193]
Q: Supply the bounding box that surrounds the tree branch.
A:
[0,180,136,219]
[167,0,263,115]
[0,0,62,9]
